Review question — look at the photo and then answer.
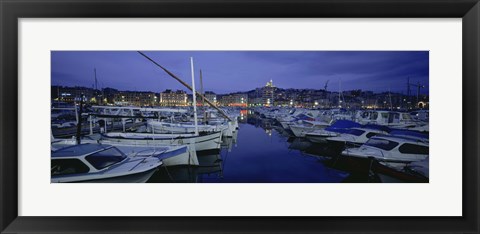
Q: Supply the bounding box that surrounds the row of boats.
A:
[51,106,240,183]
[255,107,429,182]
[51,105,429,183]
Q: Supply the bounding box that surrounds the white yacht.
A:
[289,120,330,137]
[51,144,163,183]
[305,120,362,143]
[355,110,420,128]
[51,138,197,166]
[277,109,318,130]
[341,135,429,166]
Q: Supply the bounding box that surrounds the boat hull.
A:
[162,147,199,166]
[64,168,158,183]
[290,125,328,137]
[101,131,222,153]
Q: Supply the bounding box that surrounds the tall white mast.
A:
[190,57,199,136]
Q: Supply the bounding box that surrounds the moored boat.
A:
[341,135,429,165]
[305,120,361,143]
[51,143,163,183]
[100,130,223,152]
[289,120,330,137]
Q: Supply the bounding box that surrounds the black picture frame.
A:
[1,0,479,233]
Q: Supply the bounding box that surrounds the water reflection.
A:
[147,130,237,183]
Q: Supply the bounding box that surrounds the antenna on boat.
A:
[190,57,199,136]
[75,94,85,145]
[338,78,344,108]
[389,87,393,111]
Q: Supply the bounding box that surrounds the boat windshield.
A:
[347,129,365,136]
[85,147,127,170]
[365,138,399,151]
[399,143,429,155]
[51,159,90,176]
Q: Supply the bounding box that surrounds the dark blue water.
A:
[148,116,354,183]
[202,124,350,182]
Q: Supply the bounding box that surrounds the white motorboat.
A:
[277,110,318,130]
[52,138,198,167]
[305,120,362,143]
[355,110,420,128]
[341,135,429,165]
[289,120,330,137]
[51,143,163,183]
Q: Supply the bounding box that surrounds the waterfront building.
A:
[113,91,157,106]
[220,93,248,107]
[52,86,95,103]
[159,89,188,106]
[314,99,331,108]
[203,91,217,106]
[262,79,275,106]
[249,97,264,106]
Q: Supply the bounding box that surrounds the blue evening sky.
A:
[51,51,429,94]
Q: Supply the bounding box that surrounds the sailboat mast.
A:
[200,70,204,107]
[200,70,207,123]
[190,57,199,136]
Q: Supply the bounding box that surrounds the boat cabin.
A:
[51,144,127,177]
[357,110,415,127]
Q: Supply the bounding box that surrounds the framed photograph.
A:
[1,0,479,233]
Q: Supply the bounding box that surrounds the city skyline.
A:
[51,51,429,94]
